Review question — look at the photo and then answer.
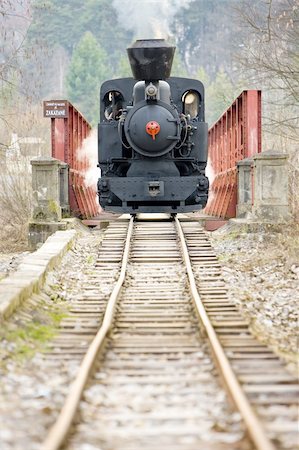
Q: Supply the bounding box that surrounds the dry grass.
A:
[289,160,299,223]
[0,158,32,252]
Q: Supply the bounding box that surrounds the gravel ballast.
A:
[210,221,299,374]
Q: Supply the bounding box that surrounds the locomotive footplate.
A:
[99,176,208,213]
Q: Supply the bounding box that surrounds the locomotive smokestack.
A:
[127,39,176,81]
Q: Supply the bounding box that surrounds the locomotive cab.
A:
[98,39,209,213]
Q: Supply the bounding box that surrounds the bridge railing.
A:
[204,90,261,218]
[44,100,99,218]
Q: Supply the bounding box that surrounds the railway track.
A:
[41,217,298,450]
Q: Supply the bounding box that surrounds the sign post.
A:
[43,100,69,118]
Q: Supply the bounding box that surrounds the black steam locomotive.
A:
[97,39,209,213]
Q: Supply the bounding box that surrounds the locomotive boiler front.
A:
[123,40,181,158]
[123,85,181,157]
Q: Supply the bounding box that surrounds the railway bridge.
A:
[29,89,290,246]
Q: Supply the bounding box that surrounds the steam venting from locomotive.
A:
[112,0,191,39]
[97,39,209,213]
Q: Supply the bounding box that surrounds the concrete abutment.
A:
[29,157,70,250]
[237,150,291,222]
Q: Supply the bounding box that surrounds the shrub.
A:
[0,157,32,251]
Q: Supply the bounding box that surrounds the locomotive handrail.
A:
[41,216,134,450]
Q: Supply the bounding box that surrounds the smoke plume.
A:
[205,157,215,209]
[112,0,191,39]
[78,129,100,188]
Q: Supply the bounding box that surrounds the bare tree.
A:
[0,156,33,251]
[235,0,299,142]
[0,0,32,147]
[235,0,299,219]
[0,2,52,249]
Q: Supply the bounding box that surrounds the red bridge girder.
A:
[44,100,99,219]
[204,90,262,219]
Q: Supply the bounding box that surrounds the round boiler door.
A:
[125,103,179,157]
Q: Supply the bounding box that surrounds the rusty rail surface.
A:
[41,217,134,450]
[175,218,275,450]
[205,90,261,218]
[44,100,99,219]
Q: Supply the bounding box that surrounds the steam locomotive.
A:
[97,39,209,213]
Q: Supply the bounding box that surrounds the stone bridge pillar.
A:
[237,150,290,221]
[236,157,254,218]
[29,157,70,249]
[252,150,290,221]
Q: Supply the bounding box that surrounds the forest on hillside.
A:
[1,0,298,138]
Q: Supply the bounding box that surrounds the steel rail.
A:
[41,216,134,450]
[175,217,276,450]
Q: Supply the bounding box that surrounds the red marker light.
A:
[146,121,160,140]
